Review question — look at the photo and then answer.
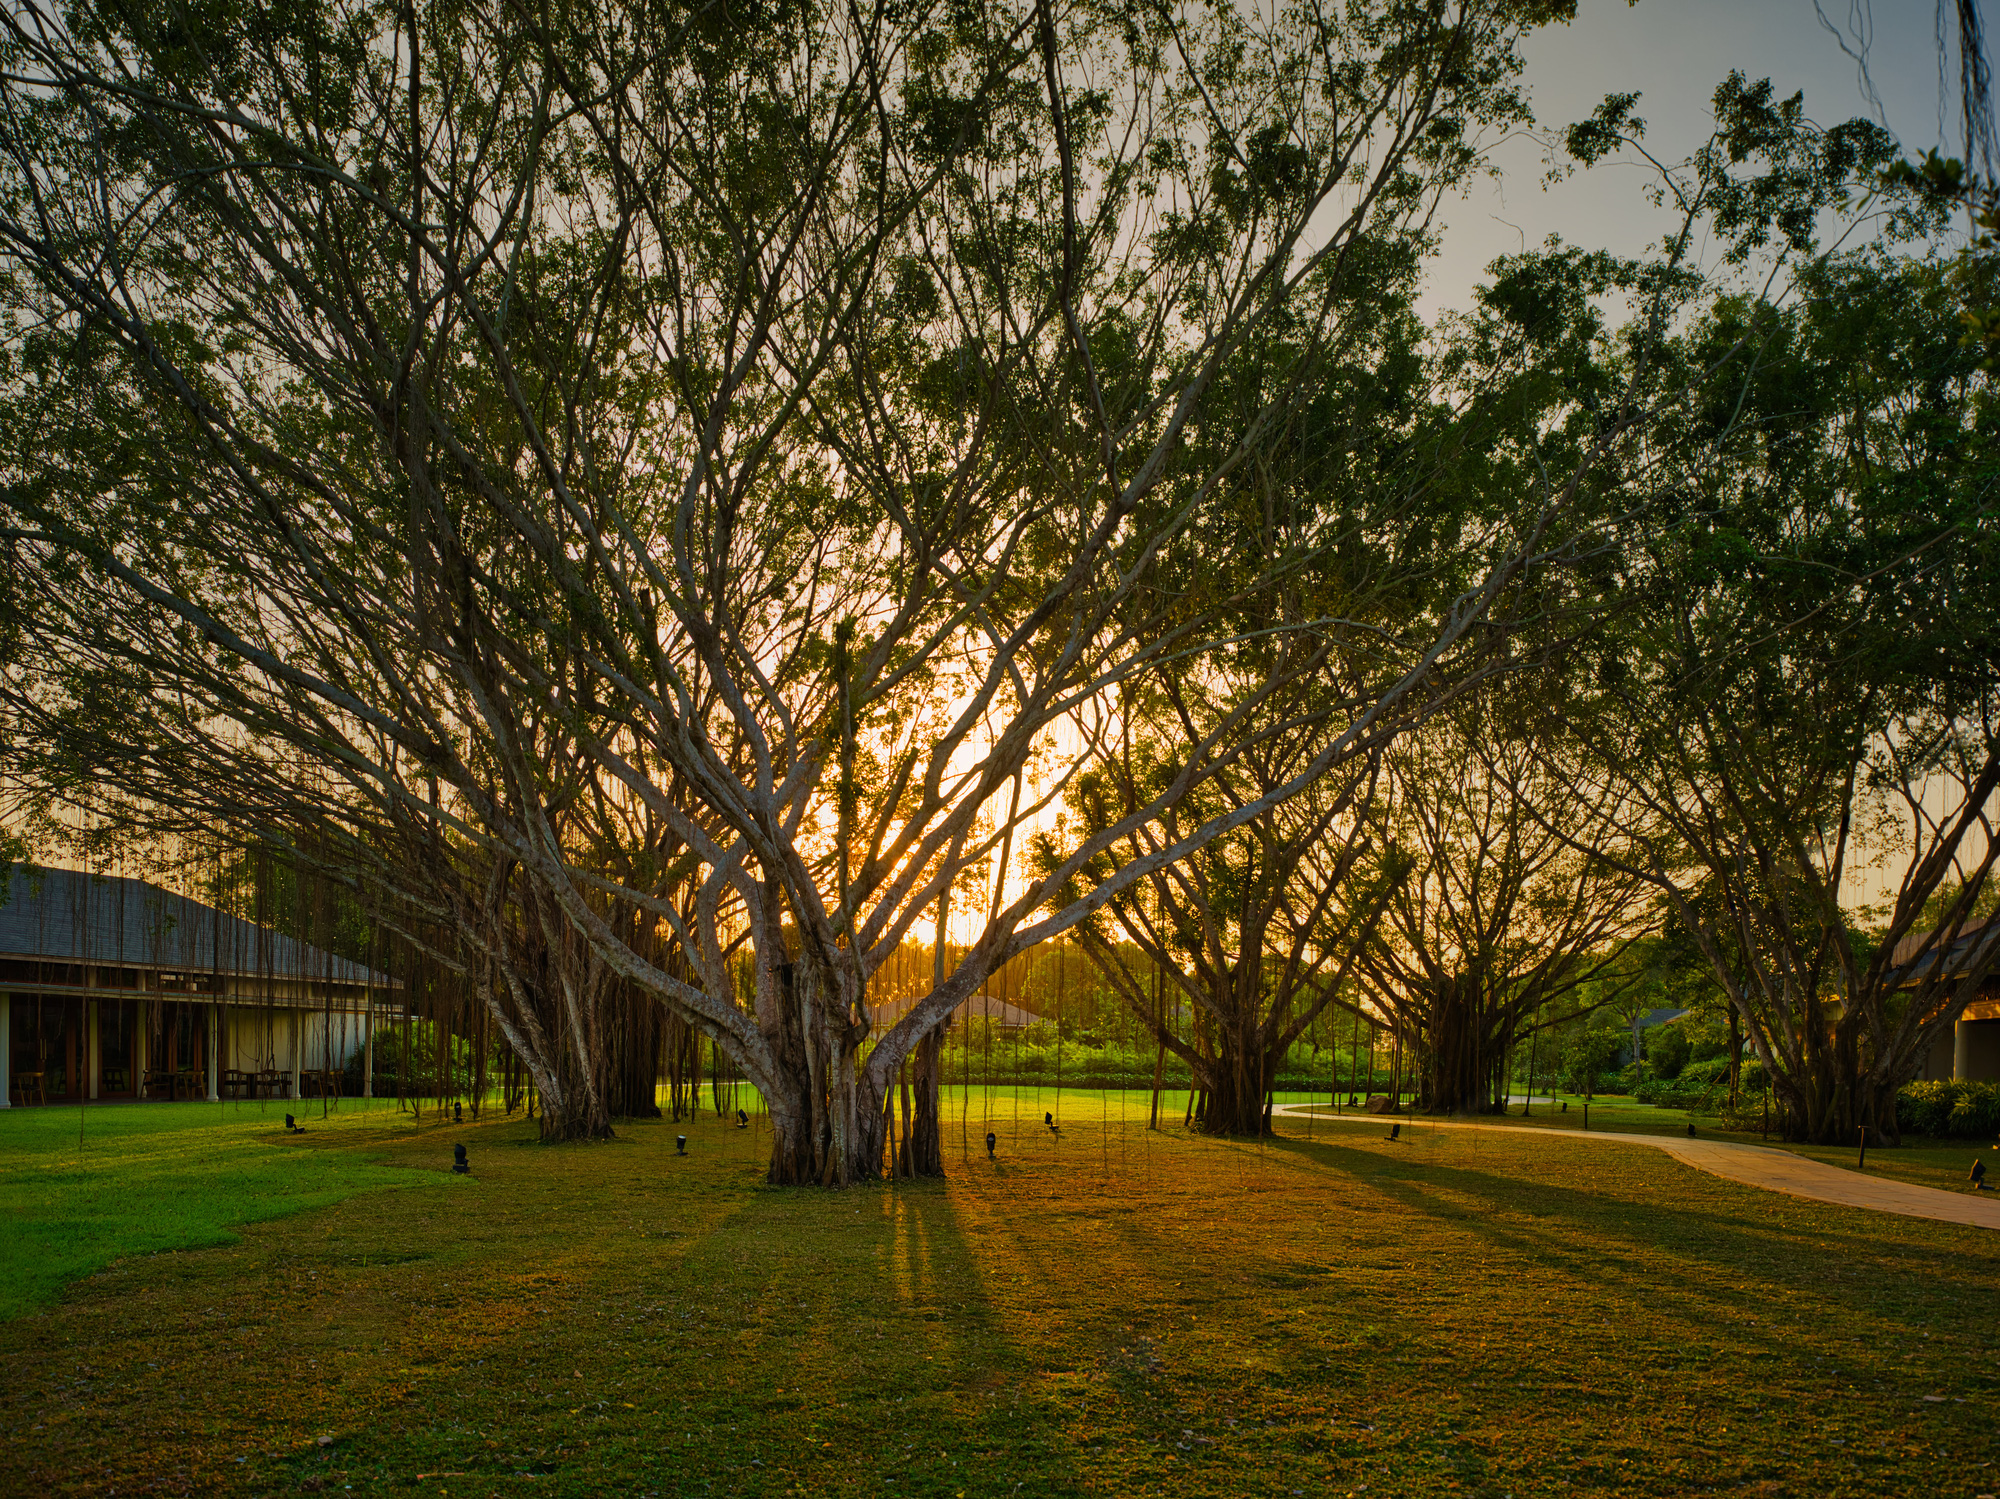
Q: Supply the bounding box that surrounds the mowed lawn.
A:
[1,1095,1997,1497]
[1298,1093,2000,1198]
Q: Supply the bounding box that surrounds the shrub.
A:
[1635,1075,1719,1110]
[1896,1080,2000,1139]
[1678,1055,1733,1088]
[1646,1024,1692,1080]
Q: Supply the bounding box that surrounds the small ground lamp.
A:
[985,1131,997,1159]
[454,1101,463,1124]
[452,1144,470,1175]
[1044,1111,1059,1133]
[676,1135,688,1155]
[737,1109,749,1128]
[1387,1123,1400,1141]
[1972,1159,1987,1189]
[285,1114,302,1134]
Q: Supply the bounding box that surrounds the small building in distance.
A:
[1,864,396,1107]
[866,992,1042,1037]
[1893,915,2000,1082]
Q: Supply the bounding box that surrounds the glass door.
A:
[10,995,83,1101]
[98,999,138,1098]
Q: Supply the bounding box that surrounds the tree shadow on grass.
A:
[1256,1127,2000,1360]
[666,1164,1088,1496]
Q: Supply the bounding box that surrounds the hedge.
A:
[1896,1080,2000,1139]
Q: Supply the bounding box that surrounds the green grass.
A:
[4,1090,2000,1497]
[0,1096,435,1321]
[1350,1089,2000,1198]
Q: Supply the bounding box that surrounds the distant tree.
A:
[1358,702,1654,1115]
[1563,247,2000,1144]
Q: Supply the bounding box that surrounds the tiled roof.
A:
[1889,914,2000,983]
[0,864,383,985]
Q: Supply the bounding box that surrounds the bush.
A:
[1896,1080,2000,1139]
[1678,1055,1733,1088]
[1635,1075,1718,1109]
[1646,1024,1692,1080]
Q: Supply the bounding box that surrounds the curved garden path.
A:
[1271,1104,2000,1231]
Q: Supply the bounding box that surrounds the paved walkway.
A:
[1273,1104,2000,1232]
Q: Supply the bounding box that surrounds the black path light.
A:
[452,1144,470,1175]
[454,1102,463,1125]
[676,1135,688,1156]
[1044,1111,1060,1133]
[285,1113,303,1134]
[1387,1123,1400,1141]
[1971,1159,1987,1189]
[737,1109,749,1128]
[985,1131,997,1159]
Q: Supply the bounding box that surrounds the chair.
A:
[100,1066,129,1095]
[12,1071,44,1107]
[143,1069,176,1100]
[176,1070,206,1100]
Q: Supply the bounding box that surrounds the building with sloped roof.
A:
[866,991,1043,1036]
[1,865,398,1108]
[1889,915,2000,1082]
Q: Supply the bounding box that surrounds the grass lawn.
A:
[2,1091,1998,1498]
[0,1096,424,1322]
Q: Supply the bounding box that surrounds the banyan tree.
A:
[0,0,1708,1176]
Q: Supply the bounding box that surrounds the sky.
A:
[1422,0,1968,316]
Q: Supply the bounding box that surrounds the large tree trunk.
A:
[761,957,887,1186]
[1419,974,1508,1115]
[1193,1059,1268,1135]
[900,1028,946,1177]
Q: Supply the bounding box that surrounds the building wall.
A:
[222,1004,374,1074]
[1921,1030,1956,1082]
[3,994,381,1103]
[1957,1019,2000,1083]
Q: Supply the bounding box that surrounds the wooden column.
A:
[87,1000,99,1100]
[290,1006,303,1099]
[363,1005,375,1101]
[0,994,11,1107]
[207,1002,220,1101]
